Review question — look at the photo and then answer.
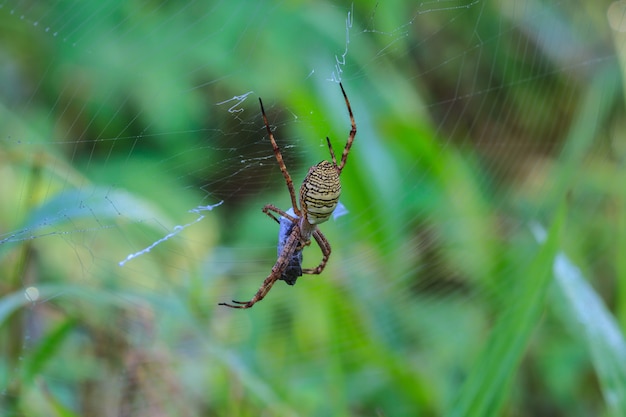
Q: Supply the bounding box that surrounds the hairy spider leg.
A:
[262,204,310,251]
[263,204,330,277]
[265,205,304,285]
[277,215,303,285]
[336,82,357,174]
[262,204,299,225]
[326,137,337,166]
[218,222,302,309]
[301,229,332,275]
[259,98,300,217]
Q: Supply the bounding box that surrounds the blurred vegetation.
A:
[2,0,626,416]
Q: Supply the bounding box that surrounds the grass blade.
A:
[553,253,626,416]
[449,203,566,416]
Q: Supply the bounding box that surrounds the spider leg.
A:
[264,203,309,251]
[326,137,337,167]
[259,98,301,217]
[262,204,298,224]
[302,229,332,275]
[219,263,284,309]
[335,82,357,175]
[219,222,302,309]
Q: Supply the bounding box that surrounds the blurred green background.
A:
[2,0,626,416]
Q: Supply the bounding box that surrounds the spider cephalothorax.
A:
[219,83,356,309]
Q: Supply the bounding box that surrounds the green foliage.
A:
[1,1,626,416]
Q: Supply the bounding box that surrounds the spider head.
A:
[299,160,341,225]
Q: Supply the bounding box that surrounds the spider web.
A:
[1,0,624,415]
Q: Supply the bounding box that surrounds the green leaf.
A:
[553,252,626,417]
[0,186,173,260]
[22,318,77,384]
[39,379,82,417]
[449,202,566,416]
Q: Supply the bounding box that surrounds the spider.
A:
[276,203,347,285]
[218,82,356,309]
